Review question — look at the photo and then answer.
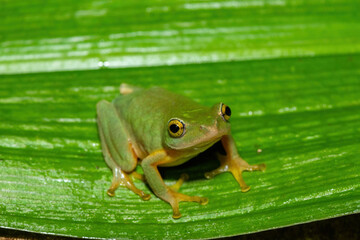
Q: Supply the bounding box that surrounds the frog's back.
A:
[114,86,198,113]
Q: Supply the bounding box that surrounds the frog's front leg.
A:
[205,135,266,192]
[141,150,208,219]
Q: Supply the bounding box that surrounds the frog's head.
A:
[164,103,231,151]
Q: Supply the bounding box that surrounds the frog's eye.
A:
[168,118,185,138]
[220,103,231,121]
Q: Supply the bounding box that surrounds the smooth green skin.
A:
[97,85,261,218]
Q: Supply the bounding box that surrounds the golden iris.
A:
[168,119,185,138]
[221,103,231,121]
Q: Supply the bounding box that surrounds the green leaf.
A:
[0,0,359,239]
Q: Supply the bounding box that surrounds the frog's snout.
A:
[199,125,212,134]
[199,125,207,131]
[200,122,220,135]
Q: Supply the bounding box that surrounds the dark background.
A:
[1,214,359,240]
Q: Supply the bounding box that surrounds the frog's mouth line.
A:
[169,134,224,151]
[192,136,223,150]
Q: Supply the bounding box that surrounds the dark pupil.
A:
[170,124,180,133]
[225,106,231,116]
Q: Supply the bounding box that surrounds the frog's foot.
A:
[165,190,208,219]
[169,173,189,192]
[107,167,151,201]
[205,154,266,192]
[130,171,146,182]
[119,83,142,95]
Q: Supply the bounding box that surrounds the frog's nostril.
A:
[199,125,209,132]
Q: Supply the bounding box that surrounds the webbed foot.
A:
[167,191,208,219]
[107,167,151,201]
[166,173,208,218]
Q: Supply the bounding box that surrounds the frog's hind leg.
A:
[97,100,150,200]
[119,83,143,95]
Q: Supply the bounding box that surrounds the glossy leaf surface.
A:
[0,0,359,239]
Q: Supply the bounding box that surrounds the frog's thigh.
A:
[96,100,137,172]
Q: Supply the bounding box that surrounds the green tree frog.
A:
[97,84,265,219]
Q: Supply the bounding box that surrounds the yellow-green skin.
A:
[97,84,265,219]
